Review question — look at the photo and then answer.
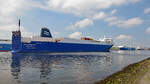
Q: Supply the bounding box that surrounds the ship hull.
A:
[0,44,11,52]
[12,41,113,53]
[12,30,113,53]
[119,47,135,50]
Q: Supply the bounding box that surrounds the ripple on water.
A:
[0,51,150,84]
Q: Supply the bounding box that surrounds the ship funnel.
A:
[40,27,52,38]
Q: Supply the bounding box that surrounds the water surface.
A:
[0,51,150,84]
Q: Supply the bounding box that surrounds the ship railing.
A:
[0,39,11,44]
[21,36,56,43]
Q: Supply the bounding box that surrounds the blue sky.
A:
[0,0,150,47]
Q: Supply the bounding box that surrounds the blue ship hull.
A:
[12,41,113,53]
[0,44,11,51]
[120,47,135,50]
[12,30,113,53]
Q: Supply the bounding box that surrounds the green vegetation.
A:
[110,46,119,50]
[139,71,150,84]
[96,57,150,84]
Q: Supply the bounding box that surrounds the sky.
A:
[0,0,150,47]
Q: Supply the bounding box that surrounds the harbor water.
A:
[0,50,150,84]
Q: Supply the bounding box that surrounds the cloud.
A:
[67,18,93,30]
[66,11,106,30]
[0,25,19,39]
[0,0,143,39]
[144,8,150,14]
[66,9,143,30]
[69,32,82,39]
[0,0,38,24]
[46,0,142,29]
[116,34,132,40]
[0,25,33,39]
[118,17,143,28]
[146,27,150,34]
[0,0,44,39]
[0,0,23,25]
[47,0,140,16]
[110,9,117,15]
[104,16,118,22]
[93,12,107,20]
[117,17,143,28]
[0,25,18,31]
[105,17,143,28]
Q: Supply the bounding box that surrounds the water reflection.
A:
[0,51,149,84]
[11,52,112,84]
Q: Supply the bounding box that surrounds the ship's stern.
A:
[12,31,22,52]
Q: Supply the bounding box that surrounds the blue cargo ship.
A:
[12,20,113,53]
[118,46,136,50]
[0,40,11,52]
[12,28,113,53]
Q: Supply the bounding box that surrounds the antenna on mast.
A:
[18,19,20,31]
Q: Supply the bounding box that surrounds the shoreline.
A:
[96,57,150,84]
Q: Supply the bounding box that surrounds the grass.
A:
[139,71,150,84]
[110,46,119,50]
[95,57,150,84]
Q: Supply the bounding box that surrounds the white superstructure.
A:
[21,35,113,45]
